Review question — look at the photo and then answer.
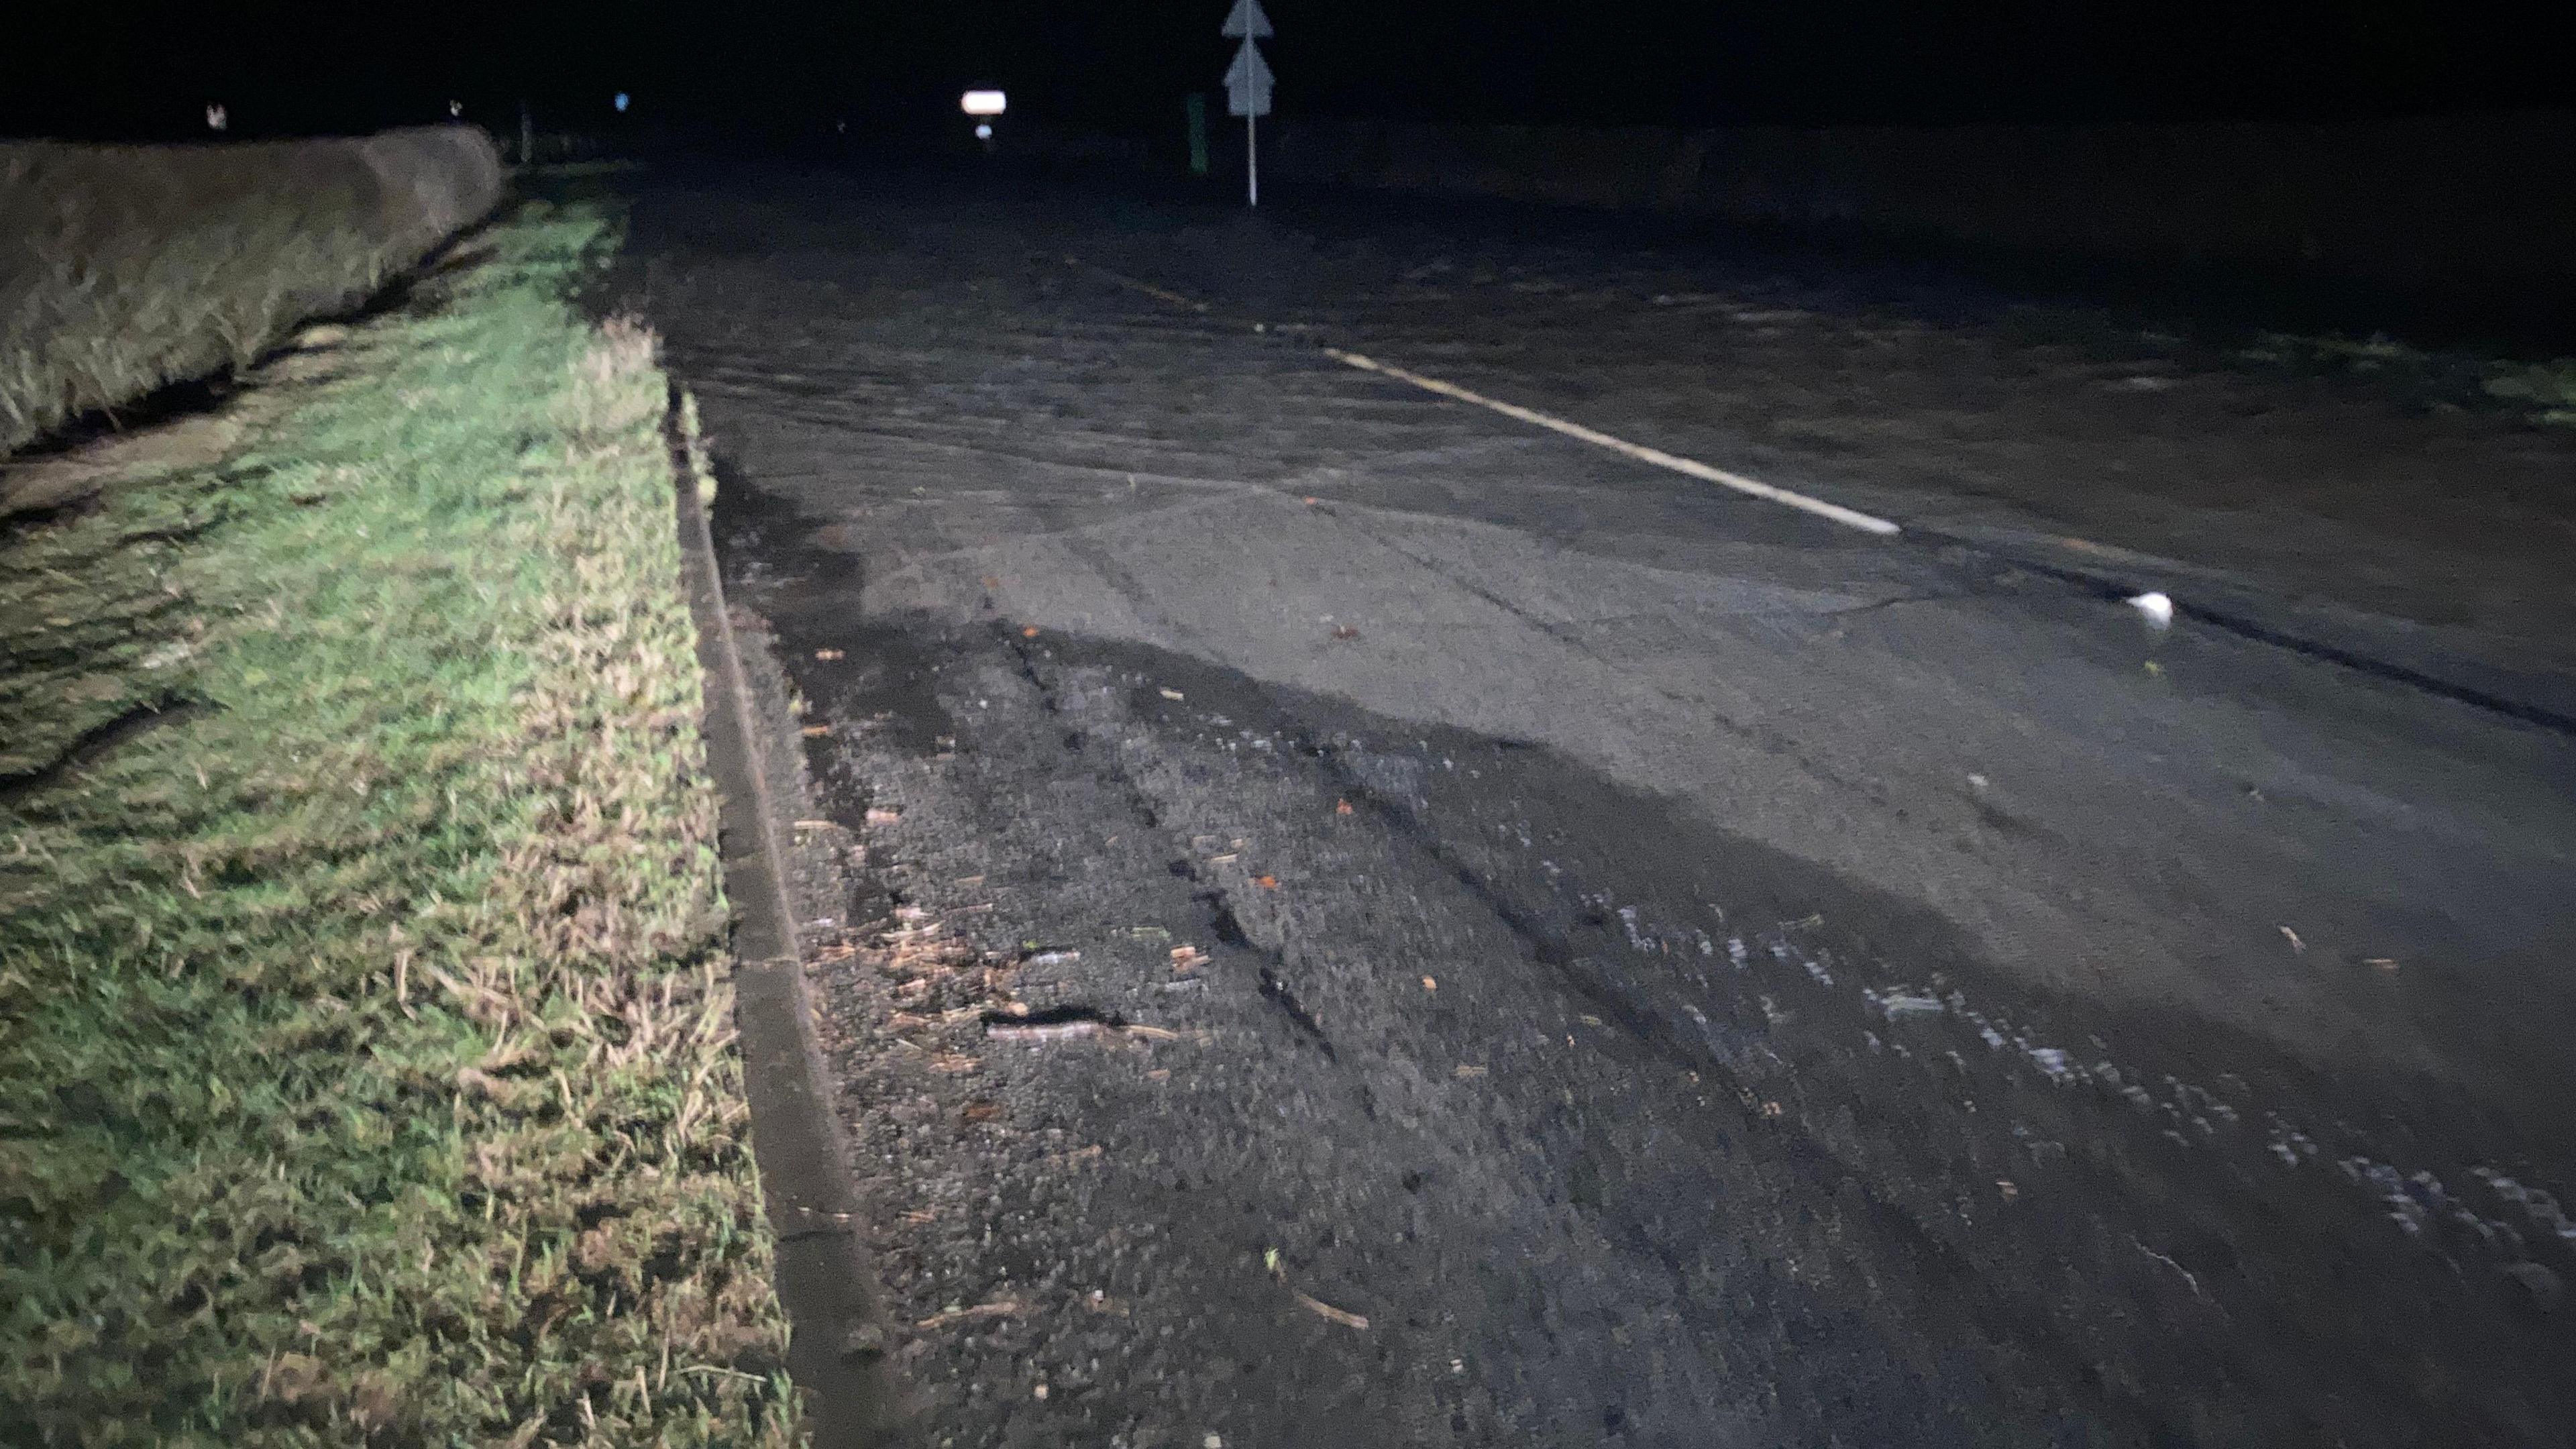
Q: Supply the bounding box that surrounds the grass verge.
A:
[1,201,799,1446]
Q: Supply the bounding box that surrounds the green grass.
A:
[0,128,500,455]
[2237,331,2576,426]
[1,201,799,1446]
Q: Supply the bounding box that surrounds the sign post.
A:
[1221,0,1273,206]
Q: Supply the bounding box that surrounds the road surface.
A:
[625,160,2576,1448]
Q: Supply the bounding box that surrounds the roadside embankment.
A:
[1270,112,2576,341]
[0,125,502,455]
[1,202,798,1446]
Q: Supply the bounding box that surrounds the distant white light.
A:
[614,92,631,113]
[961,89,1007,117]
[975,122,994,140]
[205,103,228,132]
[447,99,463,118]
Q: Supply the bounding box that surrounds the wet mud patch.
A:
[735,544,2573,1445]
[1093,629,2576,1444]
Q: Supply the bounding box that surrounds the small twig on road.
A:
[2131,1236,2214,1307]
[1293,1292,1370,1330]
[916,1301,1023,1330]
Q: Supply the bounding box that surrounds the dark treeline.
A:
[5,0,2567,142]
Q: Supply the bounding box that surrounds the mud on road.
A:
[627,163,2576,1448]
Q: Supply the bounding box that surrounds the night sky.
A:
[5,1,2566,142]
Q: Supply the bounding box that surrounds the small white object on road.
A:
[1324,350,1901,536]
[2129,591,2175,628]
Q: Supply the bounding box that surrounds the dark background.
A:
[3,1,2567,143]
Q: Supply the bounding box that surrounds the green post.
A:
[1186,93,1210,176]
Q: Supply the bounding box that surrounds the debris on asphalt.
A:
[986,1016,1110,1043]
[916,1301,1023,1330]
[1293,1291,1371,1330]
[1159,687,1185,700]
[1422,976,1438,991]
[1336,798,1354,815]
[1454,1065,1488,1079]
[2280,926,2307,954]
[814,648,845,660]
[2129,590,2176,628]
[1170,945,1209,972]
[1332,625,1361,640]
[865,806,903,824]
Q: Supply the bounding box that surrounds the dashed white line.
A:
[1324,348,1901,537]
[1065,255,1899,536]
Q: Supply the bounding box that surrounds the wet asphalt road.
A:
[624,161,2576,1447]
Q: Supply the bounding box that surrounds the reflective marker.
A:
[961,90,1008,116]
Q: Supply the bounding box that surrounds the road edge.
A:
[669,396,904,1448]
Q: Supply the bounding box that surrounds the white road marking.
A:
[1324,348,1901,537]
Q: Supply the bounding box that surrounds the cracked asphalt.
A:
[623,160,2576,1448]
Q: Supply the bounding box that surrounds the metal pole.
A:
[1247,111,1258,207]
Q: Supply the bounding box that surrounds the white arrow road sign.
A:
[1223,40,1274,117]
[1222,0,1274,206]
[1221,0,1273,38]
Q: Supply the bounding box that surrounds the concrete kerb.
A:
[668,392,905,1447]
